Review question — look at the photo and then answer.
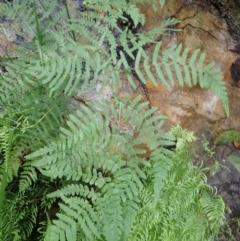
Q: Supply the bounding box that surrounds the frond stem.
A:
[63,0,77,42]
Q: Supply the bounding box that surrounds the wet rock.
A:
[230,58,240,86]
[15,34,25,45]
[208,145,240,218]
[205,0,240,41]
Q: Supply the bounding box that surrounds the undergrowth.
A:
[0,0,228,240]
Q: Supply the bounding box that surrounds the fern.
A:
[0,187,39,241]
[0,120,21,210]
[214,130,240,173]
[0,0,228,240]
[19,163,38,192]
[27,96,172,241]
[128,129,225,241]
[135,43,229,117]
[227,155,240,173]
[214,130,240,145]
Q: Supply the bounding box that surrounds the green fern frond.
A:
[51,214,77,241]
[49,196,99,241]
[27,95,175,240]
[227,155,240,173]
[0,188,39,241]
[0,72,68,144]
[120,198,140,241]
[199,190,225,229]
[171,125,196,142]
[170,125,196,151]
[128,154,225,241]
[136,18,180,46]
[0,124,19,209]
[19,202,38,239]
[122,4,145,27]
[97,95,175,204]
[1,0,65,41]
[47,184,98,201]
[0,199,20,241]
[97,189,123,241]
[0,126,14,168]
[95,95,174,150]
[135,42,229,117]
[1,0,35,28]
[214,130,240,145]
[19,163,38,192]
[150,147,173,205]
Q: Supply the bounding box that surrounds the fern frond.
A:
[27,95,175,240]
[136,18,180,46]
[19,163,38,192]
[128,153,225,241]
[150,147,173,205]
[19,202,38,239]
[1,0,35,29]
[97,188,123,241]
[120,198,139,241]
[0,188,39,241]
[214,130,240,145]
[170,125,196,150]
[49,185,97,204]
[135,42,229,117]
[0,124,20,209]
[0,72,68,142]
[49,196,99,241]
[199,189,225,229]
[0,198,20,241]
[51,214,77,241]
[227,155,240,173]
[1,0,65,41]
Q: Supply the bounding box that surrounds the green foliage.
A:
[128,128,225,241]
[215,130,240,145]
[136,43,229,116]
[0,0,229,240]
[27,96,174,241]
[228,155,240,172]
[214,130,240,173]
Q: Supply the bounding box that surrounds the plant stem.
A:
[63,0,77,42]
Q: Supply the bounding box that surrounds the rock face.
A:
[230,58,240,86]
[206,0,240,40]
